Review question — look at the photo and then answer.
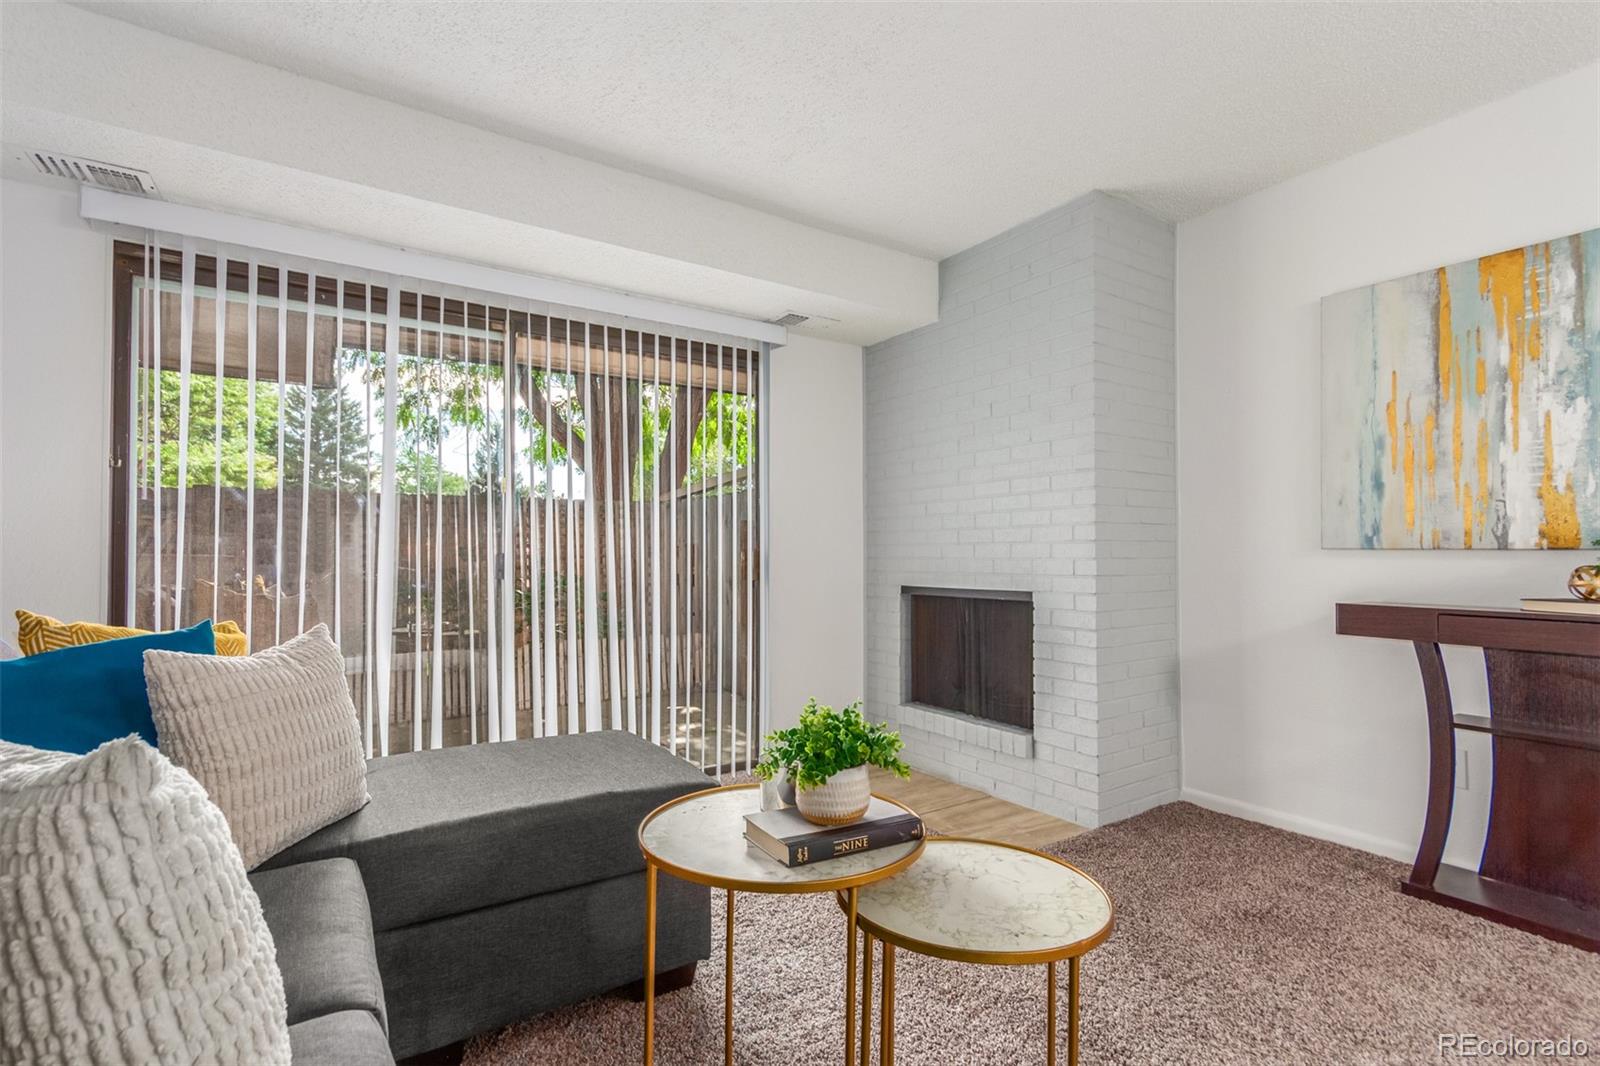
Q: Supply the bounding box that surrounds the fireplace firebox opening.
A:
[901,586,1033,731]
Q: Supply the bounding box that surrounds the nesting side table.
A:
[637,784,925,1066]
[844,837,1114,1066]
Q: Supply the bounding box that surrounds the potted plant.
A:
[754,699,911,825]
[1570,539,1600,602]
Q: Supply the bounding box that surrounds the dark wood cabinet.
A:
[1336,602,1600,951]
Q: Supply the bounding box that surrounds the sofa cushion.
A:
[0,738,290,1065]
[14,608,250,657]
[288,1010,394,1066]
[260,731,712,931]
[145,625,370,868]
[0,621,216,753]
[251,858,386,1034]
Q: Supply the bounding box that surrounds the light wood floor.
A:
[869,767,1086,849]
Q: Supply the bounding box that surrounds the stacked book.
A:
[1521,598,1600,616]
[744,798,924,868]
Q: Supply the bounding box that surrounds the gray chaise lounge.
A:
[251,730,713,1061]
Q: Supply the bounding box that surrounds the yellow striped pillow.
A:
[14,609,64,656]
[14,610,248,657]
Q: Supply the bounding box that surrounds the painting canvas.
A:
[1322,230,1599,549]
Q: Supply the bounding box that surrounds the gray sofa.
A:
[252,857,392,1063]
[250,730,714,1062]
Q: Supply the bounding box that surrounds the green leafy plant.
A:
[754,699,910,790]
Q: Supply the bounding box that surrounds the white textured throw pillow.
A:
[144,623,369,870]
[0,737,290,1065]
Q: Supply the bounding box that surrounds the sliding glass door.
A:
[111,239,764,772]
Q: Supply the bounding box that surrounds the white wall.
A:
[1176,63,1600,865]
[765,335,866,730]
[0,179,110,632]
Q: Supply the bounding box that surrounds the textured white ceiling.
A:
[2,3,938,344]
[72,1,1600,258]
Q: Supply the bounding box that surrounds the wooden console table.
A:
[1335,603,1599,951]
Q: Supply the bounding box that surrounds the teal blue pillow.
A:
[0,620,216,753]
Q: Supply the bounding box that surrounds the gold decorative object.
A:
[1570,564,1600,602]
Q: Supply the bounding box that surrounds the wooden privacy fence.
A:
[131,484,761,755]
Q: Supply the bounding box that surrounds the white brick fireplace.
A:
[864,191,1178,828]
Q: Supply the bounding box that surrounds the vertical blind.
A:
[117,236,765,773]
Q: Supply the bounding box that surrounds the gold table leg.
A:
[859,933,873,1066]
[1068,956,1080,1066]
[725,889,735,1066]
[881,943,895,1066]
[1047,961,1057,1066]
[844,887,859,1065]
[643,862,657,1066]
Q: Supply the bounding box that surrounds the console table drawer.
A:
[1438,614,1600,656]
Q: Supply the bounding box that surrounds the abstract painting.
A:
[1322,230,1599,549]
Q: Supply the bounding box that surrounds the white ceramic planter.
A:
[794,764,871,825]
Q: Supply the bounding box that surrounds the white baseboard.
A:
[1179,787,1415,864]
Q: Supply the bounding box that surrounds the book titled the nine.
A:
[744,798,924,868]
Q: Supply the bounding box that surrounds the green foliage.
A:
[511,578,614,638]
[753,699,910,790]
[394,451,468,495]
[135,348,755,503]
[633,385,676,494]
[686,392,755,490]
[138,369,287,488]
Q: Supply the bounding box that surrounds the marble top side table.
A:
[637,784,925,1066]
[844,837,1114,1066]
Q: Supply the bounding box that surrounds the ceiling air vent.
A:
[24,150,158,197]
[768,312,809,328]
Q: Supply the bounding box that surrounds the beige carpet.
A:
[464,803,1599,1065]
